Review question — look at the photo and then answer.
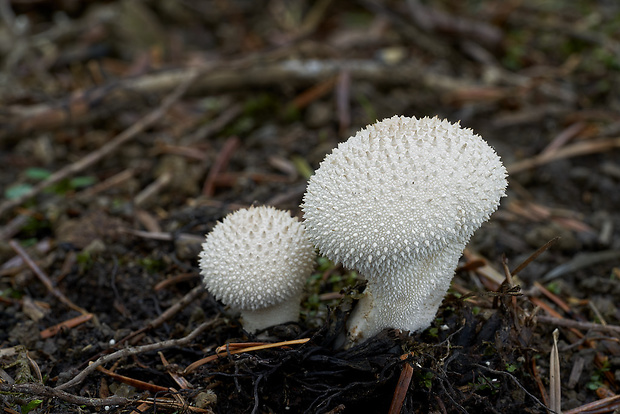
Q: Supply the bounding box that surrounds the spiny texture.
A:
[302,115,507,343]
[346,242,465,343]
[199,206,316,312]
[302,115,507,280]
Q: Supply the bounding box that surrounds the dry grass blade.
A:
[95,365,169,393]
[562,394,620,414]
[184,338,310,374]
[532,282,572,314]
[511,237,560,276]
[159,352,193,390]
[214,338,310,355]
[202,136,241,197]
[506,137,620,174]
[550,329,562,414]
[388,354,415,414]
[290,76,338,109]
[462,249,506,287]
[40,313,94,339]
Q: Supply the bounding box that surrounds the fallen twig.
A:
[511,237,559,277]
[475,364,550,412]
[9,240,88,315]
[2,58,477,141]
[563,394,620,414]
[542,250,620,281]
[40,313,94,339]
[0,69,200,218]
[202,136,241,197]
[0,382,129,407]
[507,137,620,174]
[55,319,217,391]
[536,315,620,337]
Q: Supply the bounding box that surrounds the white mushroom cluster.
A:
[302,115,507,345]
[199,206,316,333]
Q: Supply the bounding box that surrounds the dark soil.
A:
[1,1,619,413]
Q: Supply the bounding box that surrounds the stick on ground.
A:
[0,69,200,218]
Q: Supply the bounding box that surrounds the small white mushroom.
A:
[199,206,316,333]
[302,115,507,345]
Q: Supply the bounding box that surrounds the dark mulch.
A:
[1,1,619,413]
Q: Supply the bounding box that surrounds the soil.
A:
[1,1,619,413]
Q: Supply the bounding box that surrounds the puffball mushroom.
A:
[199,206,316,333]
[302,115,507,345]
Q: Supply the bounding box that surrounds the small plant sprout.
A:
[199,206,316,333]
[302,115,507,346]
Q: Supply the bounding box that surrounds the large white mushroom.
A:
[302,115,507,345]
[199,206,316,333]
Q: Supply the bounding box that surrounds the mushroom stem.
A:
[239,295,302,334]
[346,242,465,346]
[302,115,507,346]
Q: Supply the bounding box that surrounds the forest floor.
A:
[1,1,619,413]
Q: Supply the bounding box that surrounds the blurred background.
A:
[1,1,619,413]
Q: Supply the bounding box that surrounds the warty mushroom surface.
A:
[199,205,316,333]
[302,115,508,346]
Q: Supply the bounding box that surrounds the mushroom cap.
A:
[302,115,507,277]
[199,206,316,311]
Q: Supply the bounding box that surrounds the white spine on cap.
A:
[302,115,507,345]
[199,206,316,333]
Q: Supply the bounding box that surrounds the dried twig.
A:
[541,122,586,155]
[405,0,502,48]
[563,395,620,414]
[475,364,549,411]
[134,171,173,207]
[511,237,559,276]
[202,136,241,197]
[0,382,129,407]
[55,319,217,391]
[102,284,207,353]
[537,315,620,337]
[9,240,88,315]
[507,138,620,174]
[184,103,243,144]
[75,168,136,200]
[2,59,475,140]
[290,76,338,109]
[542,250,620,281]
[0,69,200,218]
[40,313,94,339]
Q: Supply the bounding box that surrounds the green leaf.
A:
[21,399,43,414]
[25,167,52,180]
[69,176,97,189]
[291,155,314,179]
[4,183,33,200]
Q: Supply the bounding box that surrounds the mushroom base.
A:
[239,296,302,334]
[345,244,465,347]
